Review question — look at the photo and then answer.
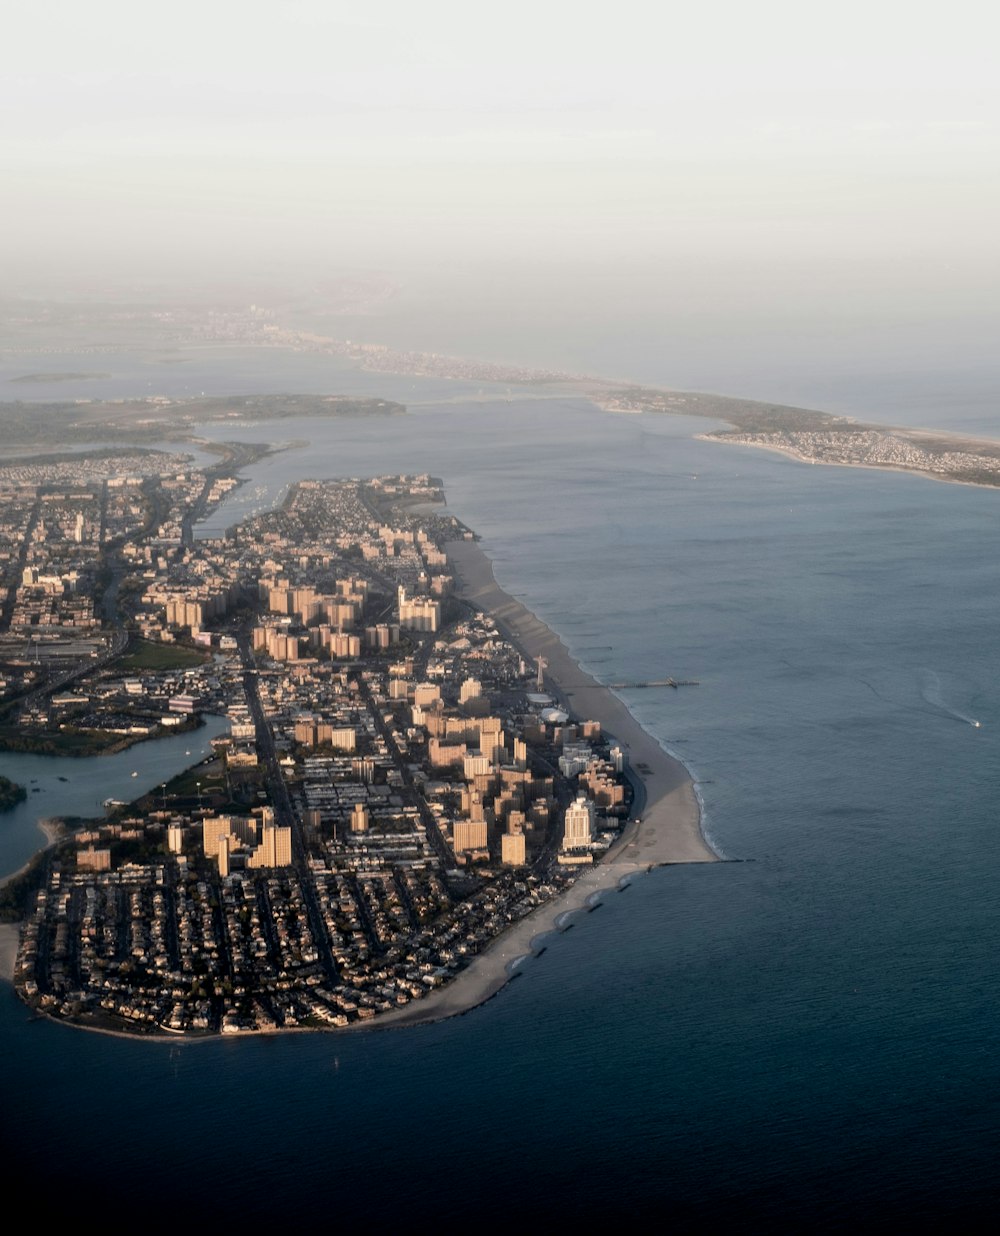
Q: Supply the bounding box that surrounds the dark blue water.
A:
[4,379,1000,1225]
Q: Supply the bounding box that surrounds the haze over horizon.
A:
[4,1,999,395]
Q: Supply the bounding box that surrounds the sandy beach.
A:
[0,866,28,983]
[0,818,62,982]
[445,536,716,868]
[695,431,1000,492]
[373,536,717,1029]
[0,923,19,982]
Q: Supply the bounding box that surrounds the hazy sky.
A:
[4,1,998,307]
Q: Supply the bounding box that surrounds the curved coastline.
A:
[370,536,718,1030]
[693,428,1000,491]
[0,531,719,1032]
[445,535,718,868]
[0,818,63,982]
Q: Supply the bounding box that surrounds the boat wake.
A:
[858,672,982,729]
[917,669,981,728]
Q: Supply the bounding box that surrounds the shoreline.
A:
[369,536,719,1031]
[0,818,62,983]
[9,334,1000,493]
[444,536,717,869]
[0,923,18,983]
[0,534,719,1033]
[696,433,1000,491]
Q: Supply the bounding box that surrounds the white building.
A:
[562,793,596,851]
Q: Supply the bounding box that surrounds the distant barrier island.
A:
[10,372,111,383]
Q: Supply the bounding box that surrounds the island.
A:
[0,775,27,812]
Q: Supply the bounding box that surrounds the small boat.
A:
[131,771,138,778]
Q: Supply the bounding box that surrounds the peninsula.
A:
[2,455,711,1037]
[7,299,996,1036]
[6,369,1000,492]
[7,278,1000,491]
[591,386,1000,488]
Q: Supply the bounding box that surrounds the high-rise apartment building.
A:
[562,794,596,851]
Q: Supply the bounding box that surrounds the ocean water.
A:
[4,368,1000,1224]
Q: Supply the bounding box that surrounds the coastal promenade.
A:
[374,537,717,1029]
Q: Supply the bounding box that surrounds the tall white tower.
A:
[562,794,595,850]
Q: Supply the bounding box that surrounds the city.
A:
[1,448,633,1034]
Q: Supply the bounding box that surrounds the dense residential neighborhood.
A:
[2,449,631,1035]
